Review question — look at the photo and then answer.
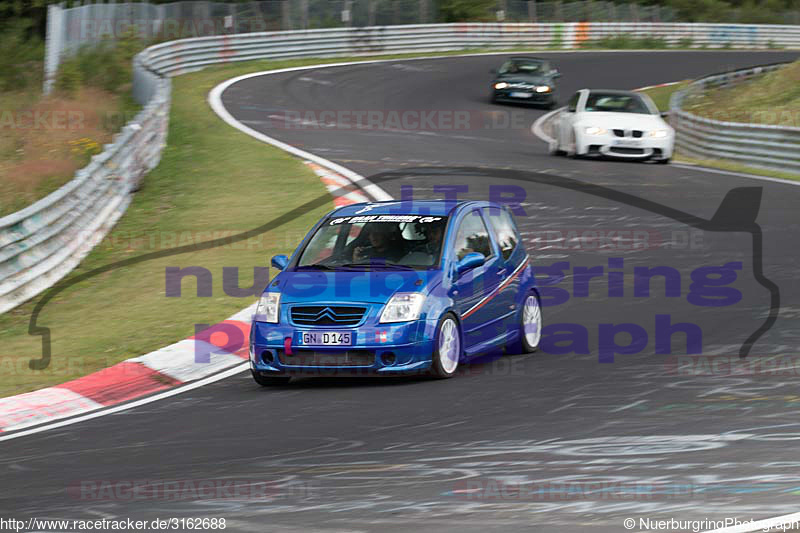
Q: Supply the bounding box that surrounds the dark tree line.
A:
[2,0,800,40]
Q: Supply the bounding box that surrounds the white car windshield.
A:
[584,93,654,115]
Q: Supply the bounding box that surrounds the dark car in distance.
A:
[489,56,561,109]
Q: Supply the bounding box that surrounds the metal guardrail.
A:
[0,82,169,314]
[4,22,800,314]
[670,63,800,174]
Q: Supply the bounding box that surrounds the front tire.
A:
[430,313,461,378]
[549,139,565,156]
[251,370,291,387]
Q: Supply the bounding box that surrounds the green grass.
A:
[674,155,800,182]
[637,80,690,112]
[683,60,800,127]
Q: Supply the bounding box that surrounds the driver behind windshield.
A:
[352,223,405,263]
[413,221,445,256]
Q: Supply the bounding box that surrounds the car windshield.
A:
[296,215,448,270]
[584,93,654,114]
[499,59,548,75]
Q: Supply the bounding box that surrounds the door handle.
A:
[497,268,507,276]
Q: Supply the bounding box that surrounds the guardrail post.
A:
[43,2,65,94]
[528,0,537,22]
[281,0,291,30]
[300,0,308,29]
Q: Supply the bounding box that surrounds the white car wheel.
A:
[431,315,460,378]
[522,294,542,351]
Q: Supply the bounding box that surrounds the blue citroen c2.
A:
[249,200,541,385]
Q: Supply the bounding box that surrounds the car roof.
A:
[507,56,548,62]
[332,200,490,217]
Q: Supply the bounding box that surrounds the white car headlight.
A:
[584,126,607,135]
[494,82,509,90]
[255,292,281,323]
[648,129,669,138]
[380,293,426,323]
[535,85,551,93]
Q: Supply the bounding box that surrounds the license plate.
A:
[300,331,352,346]
[510,91,532,98]
[614,139,642,146]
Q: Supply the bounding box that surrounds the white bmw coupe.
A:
[550,89,674,164]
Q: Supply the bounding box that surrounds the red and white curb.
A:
[305,161,371,206]
[0,304,256,434]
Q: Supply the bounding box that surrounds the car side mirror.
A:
[551,70,561,78]
[271,254,289,270]
[456,252,486,275]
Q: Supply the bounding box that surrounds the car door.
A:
[450,209,503,352]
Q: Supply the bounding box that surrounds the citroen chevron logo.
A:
[316,307,338,321]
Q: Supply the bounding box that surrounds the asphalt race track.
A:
[3,51,800,532]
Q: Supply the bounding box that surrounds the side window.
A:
[453,211,492,260]
[567,92,580,113]
[486,208,520,261]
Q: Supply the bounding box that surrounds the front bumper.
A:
[577,133,674,160]
[493,89,555,105]
[250,319,437,376]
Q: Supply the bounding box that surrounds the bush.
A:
[55,31,143,96]
[55,59,82,96]
[0,20,43,91]
[437,0,495,22]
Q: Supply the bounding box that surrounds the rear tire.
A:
[251,370,291,387]
[430,313,461,379]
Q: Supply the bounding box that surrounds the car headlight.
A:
[648,129,669,138]
[494,82,508,90]
[584,126,607,135]
[255,292,281,323]
[380,293,426,323]
[535,85,551,93]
